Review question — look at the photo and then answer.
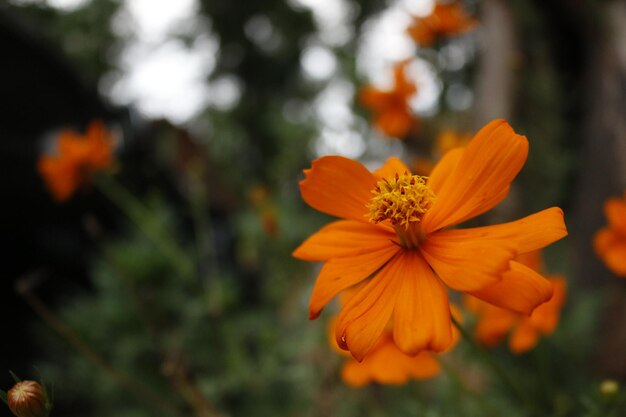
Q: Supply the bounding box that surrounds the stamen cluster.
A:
[368,172,436,229]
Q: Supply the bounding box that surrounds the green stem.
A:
[95,174,194,281]
[452,316,538,415]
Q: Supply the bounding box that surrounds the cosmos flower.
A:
[465,251,567,353]
[38,120,115,202]
[407,1,477,47]
[359,61,417,139]
[293,120,567,360]
[594,192,626,277]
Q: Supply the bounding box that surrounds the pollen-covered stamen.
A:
[367,172,436,248]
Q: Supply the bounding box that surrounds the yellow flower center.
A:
[368,172,436,248]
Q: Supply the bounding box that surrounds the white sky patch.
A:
[111,37,216,123]
[399,0,434,17]
[312,79,367,158]
[208,75,243,112]
[288,0,355,46]
[357,7,416,85]
[301,45,337,81]
[244,14,283,54]
[47,0,89,10]
[9,0,89,10]
[107,0,216,124]
[125,0,198,41]
[314,128,366,159]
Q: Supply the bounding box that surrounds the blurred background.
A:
[1,0,625,416]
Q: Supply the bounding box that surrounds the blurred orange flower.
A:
[249,185,279,238]
[339,331,441,386]
[465,252,567,354]
[38,121,115,202]
[329,306,462,387]
[434,129,472,158]
[293,120,567,360]
[594,192,626,277]
[407,1,477,47]
[359,61,417,138]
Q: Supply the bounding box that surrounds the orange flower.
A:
[465,252,567,354]
[329,306,462,387]
[339,331,441,386]
[407,1,477,47]
[594,192,626,277]
[38,121,115,202]
[293,120,567,360]
[359,62,417,138]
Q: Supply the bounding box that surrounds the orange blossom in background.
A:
[407,1,477,47]
[359,61,417,139]
[38,120,115,202]
[594,191,626,277]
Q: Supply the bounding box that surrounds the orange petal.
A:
[516,251,542,272]
[605,197,626,235]
[335,253,405,361]
[594,227,617,256]
[341,334,440,387]
[392,61,417,98]
[392,251,453,354]
[37,157,79,202]
[422,120,529,233]
[405,351,441,380]
[469,261,554,315]
[474,308,517,347]
[374,157,410,179]
[359,87,390,110]
[300,156,377,223]
[528,277,567,333]
[309,244,401,319]
[427,148,464,194]
[600,241,626,276]
[432,208,567,256]
[374,109,414,138]
[509,321,539,354]
[292,220,396,261]
[420,230,517,292]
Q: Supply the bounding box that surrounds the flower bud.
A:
[7,381,47,417]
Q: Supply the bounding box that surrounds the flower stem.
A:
[452,316,538,416]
